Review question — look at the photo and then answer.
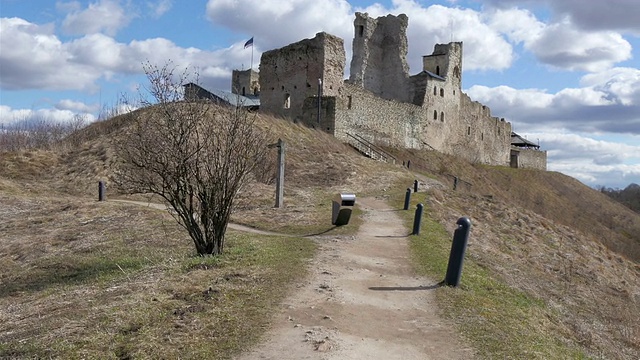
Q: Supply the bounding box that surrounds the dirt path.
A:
[236,196,474,359]
[110,199,286,236]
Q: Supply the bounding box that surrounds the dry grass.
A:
[1,104,639,358]
[386,151,640,359]
[0,189,316,359]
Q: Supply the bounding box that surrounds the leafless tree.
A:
[117,61,269,255]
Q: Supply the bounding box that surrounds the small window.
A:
[433,110,438,120]
[441,112,445,122]
[454,66,460,78]
[481,133,484,141]
[440,88,444,97]
[242,87,246,96]
[467,127,471,135]
[433,86,437,95]
[358,25,364,37]
[284,94,290,109]
[436,66,440,76]
[453,90,456,95]
[347,95,353,109]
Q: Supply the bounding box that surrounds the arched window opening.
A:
[358,25,364,37]
[436,66,440,76]
[433,86,437,95]
[242,87,246,96]
[454,66,460,78]
[284,94,290,109]
[440,112,445,122]
[433,110,438,120]
[467,126,471,135]
[440,88,444,97]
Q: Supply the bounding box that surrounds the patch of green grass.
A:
[386,179,587,359]
[0,254,148,298]
[0,199,316,359]
[236,188,363,237]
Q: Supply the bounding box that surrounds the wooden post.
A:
[275,139,285,208]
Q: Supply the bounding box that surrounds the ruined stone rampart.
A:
[349,13,411,102]
[512,148,548,170]
[259,32,344,122]
[257,12,546,170]
[232,69,260,96]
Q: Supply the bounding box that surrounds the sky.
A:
[1,0,639,189]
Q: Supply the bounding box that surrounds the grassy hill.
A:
[1,104,638,359]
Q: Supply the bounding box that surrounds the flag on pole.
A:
[244,37,254,49]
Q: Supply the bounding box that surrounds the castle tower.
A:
[232,69,260,96]
[259,32,345,122]
[422,42,463,91]
[349,12,411,102]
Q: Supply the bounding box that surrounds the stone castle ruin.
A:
[232,12,547,170]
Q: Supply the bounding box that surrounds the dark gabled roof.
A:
[511,132,539,149]
[208,88,260,107]
[422,70,445,81]
[183,83,260,108]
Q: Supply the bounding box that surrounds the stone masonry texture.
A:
[257,13,547,170]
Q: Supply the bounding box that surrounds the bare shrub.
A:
[117,61,269,256]
[0,115,89,152]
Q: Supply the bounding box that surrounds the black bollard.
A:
[403,188,411,210]
[444,217,472,287]
[98,181,105,202]
[414,179,418,193]
[453,176,458,190]
[412,203,424,235]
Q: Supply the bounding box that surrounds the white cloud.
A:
[483,0,640,34]
[61,0,131,36]
[0,17,100,91]
[488,8,632,71]
[205,0,515,76]
[0,16,251,92]
[580,67,640,106]
[206,0,353,51]
[0,105,97,126]
[55,99,98,113]
[148,0,172,18]
[531,131,640,187]
[389,2,514,72]
[466,67,640,134]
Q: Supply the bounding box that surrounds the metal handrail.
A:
[346,132,397,164]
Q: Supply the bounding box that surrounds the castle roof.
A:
[511,132,539,149]
[183,83,260,108]
[422,70,445,81]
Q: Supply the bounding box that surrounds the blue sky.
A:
[1,0,639,188]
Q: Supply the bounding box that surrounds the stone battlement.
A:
[251,13,546,170]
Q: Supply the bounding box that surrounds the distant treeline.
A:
[600,184,640,214]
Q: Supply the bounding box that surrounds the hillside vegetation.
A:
[601,183,640,214]
[1,104,638,359]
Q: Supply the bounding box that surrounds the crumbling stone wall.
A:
[511,148,548,170]
[259,32,344,123]
[349,12,411,102]
[232,69,260,96]
[258,13,546,170]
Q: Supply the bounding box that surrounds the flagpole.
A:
[251,42,254,71]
